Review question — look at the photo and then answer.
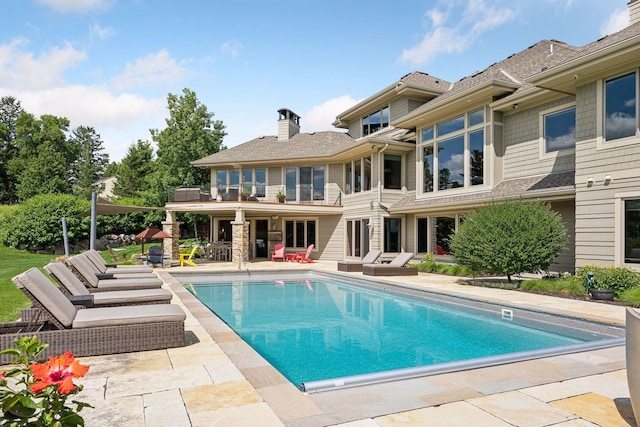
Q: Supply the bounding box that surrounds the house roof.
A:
[333,71,450,127]
[393,40,580,128]
[389,171,575,213]
[191,131,356,167]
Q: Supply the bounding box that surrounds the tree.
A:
[70,126,109,199]
[9,113,74,201]
[151,88,226,203]
[113,140,155,198]
[449,199,568,282]
[0,96,23,203]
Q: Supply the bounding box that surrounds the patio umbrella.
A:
[135,227,172,254]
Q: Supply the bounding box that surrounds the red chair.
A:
[436,245,450,255]
[295,244,314,263]
[271,244,285,262]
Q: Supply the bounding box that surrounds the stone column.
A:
[231,208,249,269]
[162,210,180,268]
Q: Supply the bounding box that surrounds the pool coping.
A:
[161,268,629,426]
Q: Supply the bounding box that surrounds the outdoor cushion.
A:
[388,252,414,267]
[85,249,153,274]
[44,262,172,305]
[78,253,157,278]
[14,268,77,328]
[66,255,162,289]
[72,304,185,329]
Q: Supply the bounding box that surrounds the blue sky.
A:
[0,0,632,162]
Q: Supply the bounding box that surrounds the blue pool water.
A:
[185,275,623,389]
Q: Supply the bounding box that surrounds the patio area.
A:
[69,261,634,426]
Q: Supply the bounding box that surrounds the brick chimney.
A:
[277,108,300,141]
[631,0,640,26]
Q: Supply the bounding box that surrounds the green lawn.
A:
[0,244,146,322]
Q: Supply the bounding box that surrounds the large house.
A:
[163,0,640,272]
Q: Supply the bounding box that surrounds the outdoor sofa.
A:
[1,267,185,364]
[65,255,163,292]
[337,250,382,272]
[44,262,172,306]
[362,252,418,276]
[85,249,154,274]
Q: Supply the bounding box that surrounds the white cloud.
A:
[90,23,117,41]
[36,0,112,13]
[110,50,186,90]
[600,8,629,37]
[303,96,361,132]
[221,40,243,58]
[0,38,86,90]
[399,0,516,67]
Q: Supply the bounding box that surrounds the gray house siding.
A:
[503,97,576,179]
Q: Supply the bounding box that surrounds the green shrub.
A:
[619,288,640,307]
[0,194,90,250]
[449,199,567,282]
[520,276,586,296]
[576,265,640,297]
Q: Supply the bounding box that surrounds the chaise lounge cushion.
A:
[362,252,418,276]
[72,304,185,329]
[85,249,153,274]
[66,255,163,290]
[16,268,77,327]
[44,262,172,305]
[337,250,382,272]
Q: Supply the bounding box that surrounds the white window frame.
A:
[615,190,640,271]
[284,218,318,250]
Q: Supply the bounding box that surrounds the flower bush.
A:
[576,265,640,297]
[0,336,91,426]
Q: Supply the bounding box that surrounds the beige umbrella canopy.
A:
[135,227,172,254]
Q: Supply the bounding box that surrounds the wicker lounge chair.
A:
[362,252,418,276]
[44,262,172,306]
[85,249,153,274]
[1,268,185,364]
[66,255,163,292]
[75,253,157,279]
[337,250,382,272]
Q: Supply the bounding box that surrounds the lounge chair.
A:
[85,249,154,274]
[271,244,285,262]
[337,250,382,272]
[66,255,163,292]
[1,267,185,364]
[295,244,314,263]
[362,252,418,276]
[146,245,164,267]
[180,246,198,267]
[44,262,172,306]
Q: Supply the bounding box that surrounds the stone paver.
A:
[62,262,634,426]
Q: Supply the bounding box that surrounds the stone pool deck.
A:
[69,261,634,426]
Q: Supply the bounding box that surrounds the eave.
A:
[166,201,344,216]
[333,81,446,129]
[527,33,640,94]
[392,80,519,129]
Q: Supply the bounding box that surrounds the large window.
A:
[626,199,640,264]
[384,217,401,252]
[384,154,402,190]
[217,167,266,197]
[543,106,576,153]
[420,108,485,194]
[345,156,371,194]
[362,106,389,136]
[605,72,638,142]
[286,166,325,202]
[285,220,316,249]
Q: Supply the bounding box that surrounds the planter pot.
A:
[590,289,615,300]
[278,197,286,203]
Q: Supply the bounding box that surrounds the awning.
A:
[76,197,164,217]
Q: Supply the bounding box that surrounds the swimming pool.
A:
[181,272,624,392]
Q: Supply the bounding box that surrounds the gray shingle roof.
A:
[397,71,451,92]
[408,40,579,113]
[390,171,574,211]
[192,131,356,166]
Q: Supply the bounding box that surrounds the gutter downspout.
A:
[377,144,389,205]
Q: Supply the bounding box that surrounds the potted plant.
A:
[276,189,286,203]
[585,271,615,301]
[240,189,250,201]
